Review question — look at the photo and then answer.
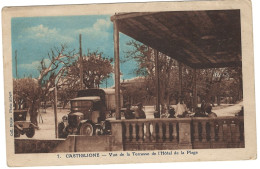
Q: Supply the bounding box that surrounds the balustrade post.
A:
[165,122,170,141]
[201,121,207,142]
[226,121,232,142]
[152,122,157,142]
[193,121,199,142]
[125,122,130,142]
[138,122,144,142]
[145,122,151,142]
[218,121,224,142]
[172,123,177,142]
[230,120,236,142]
[210,120,216,142]
[136,123,140,142]
[158,122,163,142]
[235,119,241,142]
[132,122,136,142]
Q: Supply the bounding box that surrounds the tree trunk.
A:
[29,106,38,126]
[63,100,69,109]
[29,100,39,127]
[217,96,221,106]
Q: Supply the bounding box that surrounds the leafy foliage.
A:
[124,40,179,106]
[66,50,113,89]
[13,45,77,126]
[124,40,243,108]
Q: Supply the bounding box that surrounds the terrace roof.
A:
[111,10,241,69]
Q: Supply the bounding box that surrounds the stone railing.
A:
[15,117,244,153]
[191,116,244,149]
[111,118,192,150]
[110,116,244,151]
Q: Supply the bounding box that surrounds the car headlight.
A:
[62,116,68,122]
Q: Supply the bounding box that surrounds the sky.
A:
[11,15,139,88]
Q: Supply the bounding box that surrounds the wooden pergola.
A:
[111,10,242,119]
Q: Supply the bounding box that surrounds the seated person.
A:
[168,107,176,118]
[154,110,160,118]
[236,106,244,116]
[135,102,146,119]
[193,107,207,117]
[124,102,135,119]
[176,98,188,117]
[205,105,217,118]
[177,111,190,118]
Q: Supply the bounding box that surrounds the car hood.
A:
[69,112,84,116]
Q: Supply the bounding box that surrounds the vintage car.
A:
[57,89,122,138]
[14,110,36,138]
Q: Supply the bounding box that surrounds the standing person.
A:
[175,98,188,117]
[124,102,135,119]
[135,102,146,119]
[205,105,217,118]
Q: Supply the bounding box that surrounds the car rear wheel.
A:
[14,127,20,138]
[80,123,94,136]
[25,124,35,138]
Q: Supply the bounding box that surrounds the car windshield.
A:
[70,100,93,113]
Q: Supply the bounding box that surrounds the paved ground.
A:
[18,102,243,140]
[213,101,243,116]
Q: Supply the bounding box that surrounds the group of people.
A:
[169,99,217,118]
[124,99,218,119]
[124,102,146,119]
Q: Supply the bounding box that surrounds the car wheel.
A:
[95,125,103,135]
[14,127,20,138]
[80,123,94,136]
[25,124,35,138]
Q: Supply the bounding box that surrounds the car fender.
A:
[78,120,94,129]
[30,123,39,130]
[79,119,92,124]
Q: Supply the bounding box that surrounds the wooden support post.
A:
[54,85,58,138]
[154,49,160,114]
[113,20,121,120]
[179,62,183,98]
[15,50,18,79]
[79,34,83,90]
[193,68,197,110]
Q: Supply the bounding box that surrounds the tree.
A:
[124,40,179,107]
[57,78,80,108]
[13,78,38,110]
[13,45,76,126]
[66,50,113,89]
[197,67,242,105]
[124,40,243,109]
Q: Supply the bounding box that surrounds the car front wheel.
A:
[79,123,94,136]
